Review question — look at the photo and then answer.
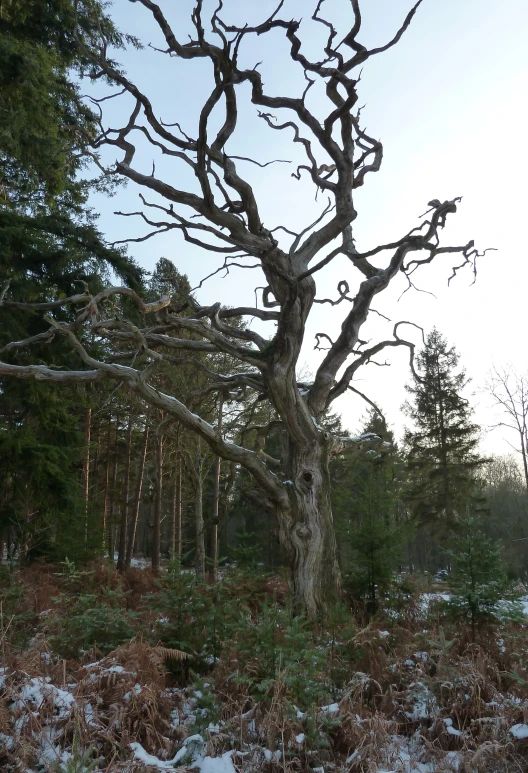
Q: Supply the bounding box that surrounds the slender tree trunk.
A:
[116,416,133,572]
[521,426,528,496]
[82,406,92,543]
[170,450,182,560]
[152,413,164,573]
[194,450,205,580]
[170,479,177,557]
[101,417,113,553]
[107,416,121,562]
[208,399,223,583]
[125,423,149,568]
[208,454,221,583]
[176,453,183,560]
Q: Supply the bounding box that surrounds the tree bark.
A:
[152,413,164,573]
[82,406,91,543]
[107,416,121,562]
[101,417,113,553]
[208,399,223,583]
[277,436,341,618]
[125,422,149,569]
[170,450,182,561]
[116,416,133,572]
[194,450,205,580]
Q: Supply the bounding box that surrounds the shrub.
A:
[50,586,140,658]
[443,516,524,641]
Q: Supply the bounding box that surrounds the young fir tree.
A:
[332,410,408,613]
[444,516,522,642]
[403,329,485,542]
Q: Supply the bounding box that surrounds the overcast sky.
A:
[90,0,528,456]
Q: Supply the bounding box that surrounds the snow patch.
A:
[510,723,528,739]
[320,702,339,714]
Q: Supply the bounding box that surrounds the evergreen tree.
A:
[444,516,522,642]
[332,410,408,612]
[403,329,485,538]
[0,0,143,561]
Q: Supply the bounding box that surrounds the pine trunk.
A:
[208,401,223,583]
[194,451,205,580]
[152,417,163,573]
[82,407,91,543]
[170,452,182,560]
[116,417,133,572]
[101,417,113,553]
[174,453,182,560]
[125,423,149,569]
[108,416,121,562]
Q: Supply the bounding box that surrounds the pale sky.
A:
[90,0,528,456]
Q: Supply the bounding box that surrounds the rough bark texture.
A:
[279,440,341,616]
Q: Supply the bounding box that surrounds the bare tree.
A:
[0,1,486,616]
[488,367,528,494]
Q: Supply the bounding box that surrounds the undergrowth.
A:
[1,559,528,771]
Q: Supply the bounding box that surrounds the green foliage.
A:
[349,494,405,614]
[50,586,139,658]
[0,0,133,201]
[484,455,528,577]
[333,410,408,613]
[54,557,95,587]
[403,329,486,532]
[188,679,221,733]
[229,529,263,568]
[443,516,524,640]
[152,562,254,666]
[151,564,346,709]
[0,0,144,561]
[0,569,35,648]
[53,751,98,773]
[225,600,331,708]
[378,573,421,624]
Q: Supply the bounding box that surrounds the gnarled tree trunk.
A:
[277,439,341,617]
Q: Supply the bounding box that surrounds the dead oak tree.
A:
[0,0,486,616]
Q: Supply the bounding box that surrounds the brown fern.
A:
[150,646,190,663]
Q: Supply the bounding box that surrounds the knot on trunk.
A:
[295,468,316,492]
[295,523,312,539]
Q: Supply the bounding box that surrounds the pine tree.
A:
[332,410,408,612]
[403,329,485,536]
[0,0,143,561]
[444,516,522,642]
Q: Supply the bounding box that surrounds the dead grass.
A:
[2,563,528,771]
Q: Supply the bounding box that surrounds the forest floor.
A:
[1,561,528,773]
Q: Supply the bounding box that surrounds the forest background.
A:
[1,0,528,601]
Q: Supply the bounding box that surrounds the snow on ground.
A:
[3,650,528,772]
[3,580,528,770]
